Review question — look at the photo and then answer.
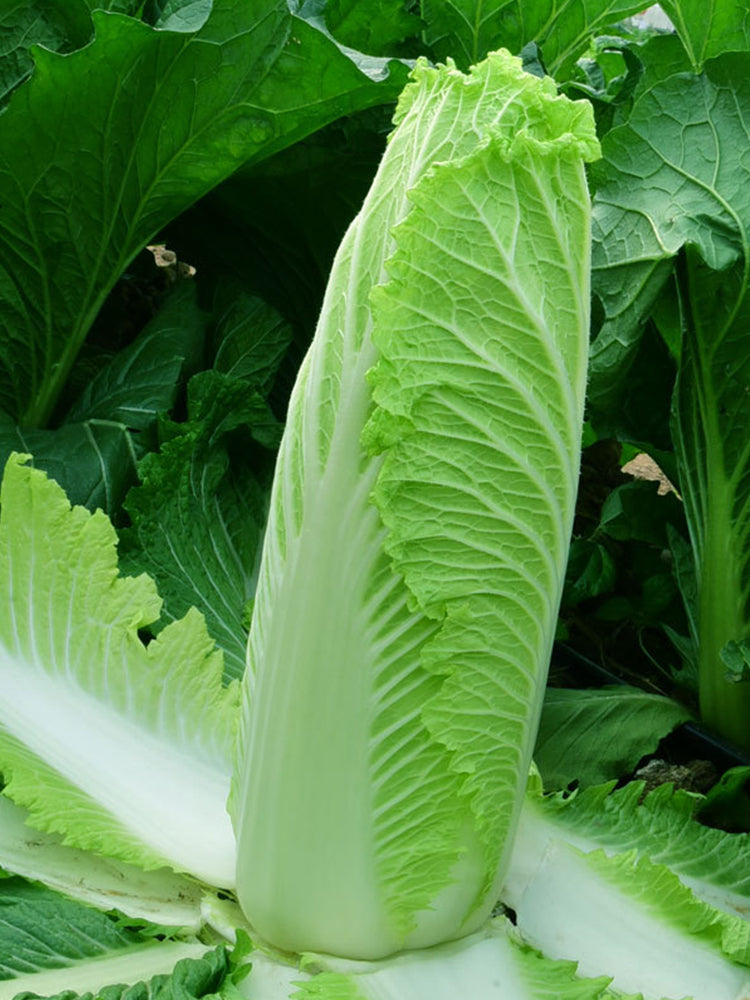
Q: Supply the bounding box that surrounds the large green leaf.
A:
[324,0,422,55]
[0,878,149,979]
[65,282,206,432]
[233,51,597,960]
[589,54,744,410]
[122,382,279,682]
[164,108,394,344]
[0,930,230,1000]
[420,0,647,74]
[659,0,750,69]
[121,284,288,681]
[0,283,207,518]
[0,879,230,1000]
[503,840,750,1000]
[0,0,407,428]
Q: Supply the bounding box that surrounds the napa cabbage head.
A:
[232,50,599,961]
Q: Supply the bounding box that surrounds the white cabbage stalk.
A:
[504,836,750,1000]
[233,50,598,960]
[0,795,204,928]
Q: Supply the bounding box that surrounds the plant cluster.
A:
[2,2,750,999]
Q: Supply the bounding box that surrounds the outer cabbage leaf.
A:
[233,50,597,960]
[0,795,203,929]
[0,877,218,1000]
[293,920,611,1000]
[0,942,235,1000]
[659,0,750,69]
[0,454,238,886]
[0,878,148,979]
[516,780,750,919]
[420,0,648,74]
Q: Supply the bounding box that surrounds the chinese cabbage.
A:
[233,50,598,959]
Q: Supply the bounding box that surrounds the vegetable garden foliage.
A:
[2,2,750,1000]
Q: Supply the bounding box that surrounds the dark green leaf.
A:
[697,766,750,832]
[659,0,750,69]
[211,284,292,395]
[66,282,207,431]
[122,390,270,682]
[0,878,143,979]
[668,525,697,634]
[0,417,138,514]
[166,108,392,341]
[0,0,407,428]
[590,55,748,413]
[721,640,750,684]
[519,41,547,78]
[155,0,212,31]
[0,0,91,108]
[588,52,750,744]
[78,0,147,14]
[599,480,684,547]
[589,318,677,448]
[10,945,236,1000]
[562,539,616,607]
[535,686,692,788]
[628,32,694,102]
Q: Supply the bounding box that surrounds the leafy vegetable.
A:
[658,0,750,68]
[324,0,422,56]
[233,49,598,959]
[121,286,289,681]
[503,841,750,1000]
[0,0,90,108]
[4,6,750,1000]
[64,283,206,435]
[294,920,612,1000]
[0,414,138,516]
[0,878,150,978]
